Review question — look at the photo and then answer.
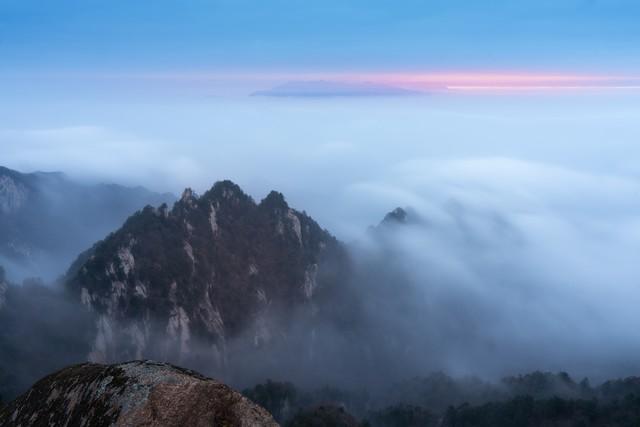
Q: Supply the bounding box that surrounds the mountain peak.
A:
[203,180,251,204]
[382,207,408,224]
[180,187,197,202]
[66,180,347,364]
[260,190,289,210]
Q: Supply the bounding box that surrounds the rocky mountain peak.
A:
[260,190,289,211]
[179,187,197,203]
[382,207,408,225]
[66,180,348,366]
[203,180,252,204]
[0,360,277,426]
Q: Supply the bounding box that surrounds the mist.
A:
[0,167,175,282]
[3,90,640,235]
[0,270,93,401]
[2,88,640,397]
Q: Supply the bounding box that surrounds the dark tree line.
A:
[244,372,640,426]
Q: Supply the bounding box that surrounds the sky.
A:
[2,0,640,85]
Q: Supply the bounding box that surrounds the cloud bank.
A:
[2,91,640,382]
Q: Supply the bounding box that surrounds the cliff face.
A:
[66,180,349,366]
[0,170,29,215]
[0,360,278,427]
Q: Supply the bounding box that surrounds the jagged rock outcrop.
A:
[0,166,174,280]
[66,180,349,365]
[377,206,426,229]
[382,207,408,225]
[0,360,278,427]
[364,207,419,240]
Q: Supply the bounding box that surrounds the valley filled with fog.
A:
[2,90,640,425]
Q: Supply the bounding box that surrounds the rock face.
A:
[0,360,278,427]
[66,180,348,365]
[0,166,174,280]
[0,172,29,215]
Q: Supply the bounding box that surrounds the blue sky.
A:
[2,0,640,73]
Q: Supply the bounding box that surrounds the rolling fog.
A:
[2,88,640,386]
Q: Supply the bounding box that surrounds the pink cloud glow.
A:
[338,72,640,91]
[22,70,640,93]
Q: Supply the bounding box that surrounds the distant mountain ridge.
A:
[251,80,424,97]
[0,166,175,280]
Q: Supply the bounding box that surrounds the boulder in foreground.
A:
[0,360,278,426]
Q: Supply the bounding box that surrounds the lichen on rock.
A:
[0,360,278,427]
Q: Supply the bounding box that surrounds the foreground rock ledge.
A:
[0,360,278,427]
